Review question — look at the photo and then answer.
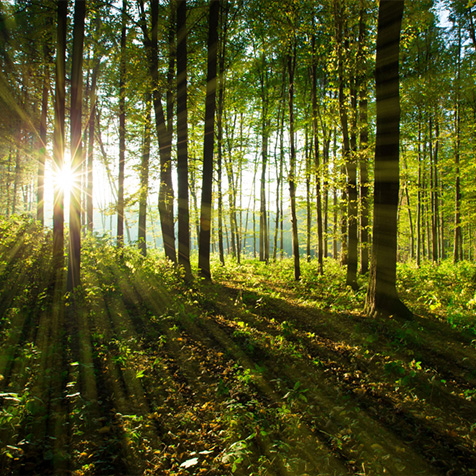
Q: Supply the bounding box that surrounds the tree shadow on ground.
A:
[1,246,476,475]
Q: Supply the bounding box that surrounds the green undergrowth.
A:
[0,217,475,475]
[397,259,476,336]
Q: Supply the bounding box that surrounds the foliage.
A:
[2,222,476,474]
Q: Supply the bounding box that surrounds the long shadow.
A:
[201,281,476,475]
[2,231,475,475]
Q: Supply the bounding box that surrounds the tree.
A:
[138,0,176,263]
[288,44,300,281]
[53,0,67,274]
[138,95,151,256]
[198,0,219,280]
[365,0,412,319]
[117,0,127,248]
[86,12,101,234]
[176,0,192,278]
[37,39,51,225]
[67,0,86,291]
[311,27,324,275]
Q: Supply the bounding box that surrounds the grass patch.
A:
[0,217,475,475]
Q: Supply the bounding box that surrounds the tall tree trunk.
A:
[12,147,20,214]
[176,0,192,277]
[434,115,440,260]
[274,67,286,261]
[402,153,415,259]
[365,0,411,319]
[311,32,323,274]
[336,2,357,288]
[53,0,67,273]
[416,117,422,265]
[117,0,127,248]
[139,0,176,262]
[429,116,438,262]
[346,82,359,288]
[273,97,284,261]
[358,87,369,273]
[258,53,269,263]
[138,95,151,256]
[305,125,312,262]
[68,0,86,291]
[156,0,176,262]
[358,1,369,274]
[216,0,229,266]
[87,26,100,234]
[323,134,330,259]
[37,59,49,225]
[288,47,300,281]
[332,129,338,260]
[198,0,219,280]
[454,27,462,263]
[259,93,269,262]
[224,110,238,259]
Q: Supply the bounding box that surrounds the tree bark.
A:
[138,0,177,262]
[311,31,323,274]
[288,48,300,281]
[259,53,269,263]
[138,95,151,256]
[198,0,219,280]
[454,27,462,263]
[37,57,49,225]
[117,0,127,248]
[357,2,369,274]
[176,0,192,278]
[87,20,100,234]
[365,0,412,320]
[335,2,357,288]
[67,0,86,291]
[53,0,67,273]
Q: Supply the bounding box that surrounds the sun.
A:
[53,151,79,198]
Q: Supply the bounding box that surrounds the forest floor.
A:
[1,217,476,476]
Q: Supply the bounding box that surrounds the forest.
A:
[1,0,476,474]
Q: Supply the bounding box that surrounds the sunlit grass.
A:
[1,218,475,475]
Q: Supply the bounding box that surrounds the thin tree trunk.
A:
[288,47,300,280]
[176,0,192,277]
[336,2,357,287]
[198,0,219,279]
[224,110,237,259]
[359,88,369,273]
[346,81,359,288]
[216,0,229,266]
[139,0,176,262]
[12,148,20,214]
[323,134,330,259]
[87,34,100,234]
[358,1,369,274]
[454,27,462,263]
[416,116,422,266]
[68,0,86,291]
[305,125,312,262]
[332,129,338,260]
[434,115,440,261]
[260,116,268,262]
[138,96,151,256]
[157,0,176,262]
[117,0,127,248]
[37,59,49,225]
[273,100,284,261]
[311,31,323,273]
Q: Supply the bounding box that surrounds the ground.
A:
[1,219,475,475]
